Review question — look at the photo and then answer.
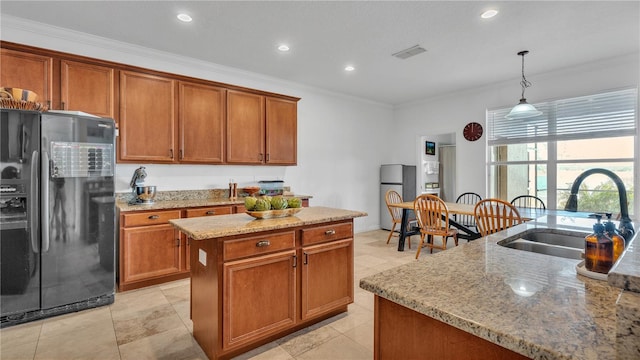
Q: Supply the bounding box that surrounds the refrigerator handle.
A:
[41,150,50,252]
[30,150,39,253]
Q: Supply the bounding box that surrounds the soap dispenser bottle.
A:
[604,213,626,262]
[584,215,613,274]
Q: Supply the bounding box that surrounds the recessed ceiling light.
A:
[278,44,290,52]
[177,13,193,22]
[481,9,498,19]
[345,65,355,72]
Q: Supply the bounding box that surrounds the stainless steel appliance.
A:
[380,164,416,230]
[0,109,116,327]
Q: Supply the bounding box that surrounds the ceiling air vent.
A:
[392,45,426,60]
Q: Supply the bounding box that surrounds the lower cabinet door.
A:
[301,238,354,320]
[121,224,181,283]
[223,250,297,350]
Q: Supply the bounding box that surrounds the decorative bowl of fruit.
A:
[244,195,303,219]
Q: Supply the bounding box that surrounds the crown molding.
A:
[1,15,391,109]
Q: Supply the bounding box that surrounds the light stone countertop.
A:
[115,190,313,212]
[359,215,640,360]
[170,206,367,240]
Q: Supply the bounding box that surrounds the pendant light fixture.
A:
[505,50,542,120]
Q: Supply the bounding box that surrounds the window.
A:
[487,88,636,215]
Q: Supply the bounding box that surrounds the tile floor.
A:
[1,230,449,360]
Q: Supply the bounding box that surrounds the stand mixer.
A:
[129,167,156,204]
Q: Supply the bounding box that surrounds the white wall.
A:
[1,16,393,232]
[394,53,640,214]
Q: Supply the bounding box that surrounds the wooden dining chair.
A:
[474,198,523,237]
[385,189,412,249]
[510,195,546,210]
[454,192,482,230]
[413,194,458,259]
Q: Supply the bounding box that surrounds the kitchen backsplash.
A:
[115,187,292,202]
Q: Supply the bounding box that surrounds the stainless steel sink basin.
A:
[498,229,587,260]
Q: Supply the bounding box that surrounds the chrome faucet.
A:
[564,168,634,241]
[129,166,147,188]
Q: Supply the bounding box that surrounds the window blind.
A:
[487,88,637,145]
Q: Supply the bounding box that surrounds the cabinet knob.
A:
[148,215,160,220]
[205,210,216,215]
[169,149,174,159]
[256,240,270,247]
[325,229,336,235]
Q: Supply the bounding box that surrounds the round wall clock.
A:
[463,122,483,141]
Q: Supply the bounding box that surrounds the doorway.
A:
[417,133,456,202]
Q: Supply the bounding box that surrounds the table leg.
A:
[447,216,482,241]
[397,209,409,251]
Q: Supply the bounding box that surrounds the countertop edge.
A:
[170,207,367,240]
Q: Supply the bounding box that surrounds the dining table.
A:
[387,201,551,251]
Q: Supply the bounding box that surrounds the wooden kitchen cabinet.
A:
[226,90,265,164]
[60,60,115,118]
[223,250,297,350]
[0,48,53,106]
[1,47,115,118]
[2,41,300,166]
[226,90,298,165]
[119,70,176,162]
[179,82,226,163]
[265,97,297,165]
[301,238,353,320]
[119,209,186,291]
[119,205,237,290]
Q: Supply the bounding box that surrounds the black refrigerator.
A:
[0,109,116,327]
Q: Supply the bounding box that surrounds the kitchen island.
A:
[170,206,366,360]
[360,214,640,359]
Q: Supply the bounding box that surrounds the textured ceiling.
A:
[2,1,639,105]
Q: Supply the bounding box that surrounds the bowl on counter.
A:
[133,185,156,203]
[242,186,261,196]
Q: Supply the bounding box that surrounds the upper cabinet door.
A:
[226,90,265,164]
[60,60,115,119]
[179,82,225,163]
[119,71,177,162]
[0,49,53,107]
[265,97,297,165]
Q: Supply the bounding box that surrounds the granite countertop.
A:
[360,215,640,360]
[115,189,313,212]
[170,206,367,240]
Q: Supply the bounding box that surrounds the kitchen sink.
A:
[498,229,587,260]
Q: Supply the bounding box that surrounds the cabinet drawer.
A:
[224,232,295,261]
[185,206,233,218]
[301,222,352,246]
[122,210,182,227]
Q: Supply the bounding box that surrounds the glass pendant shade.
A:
[505,50,542,120]
[505,98,542,120]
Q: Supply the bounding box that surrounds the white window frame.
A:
[486,87,638,215]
